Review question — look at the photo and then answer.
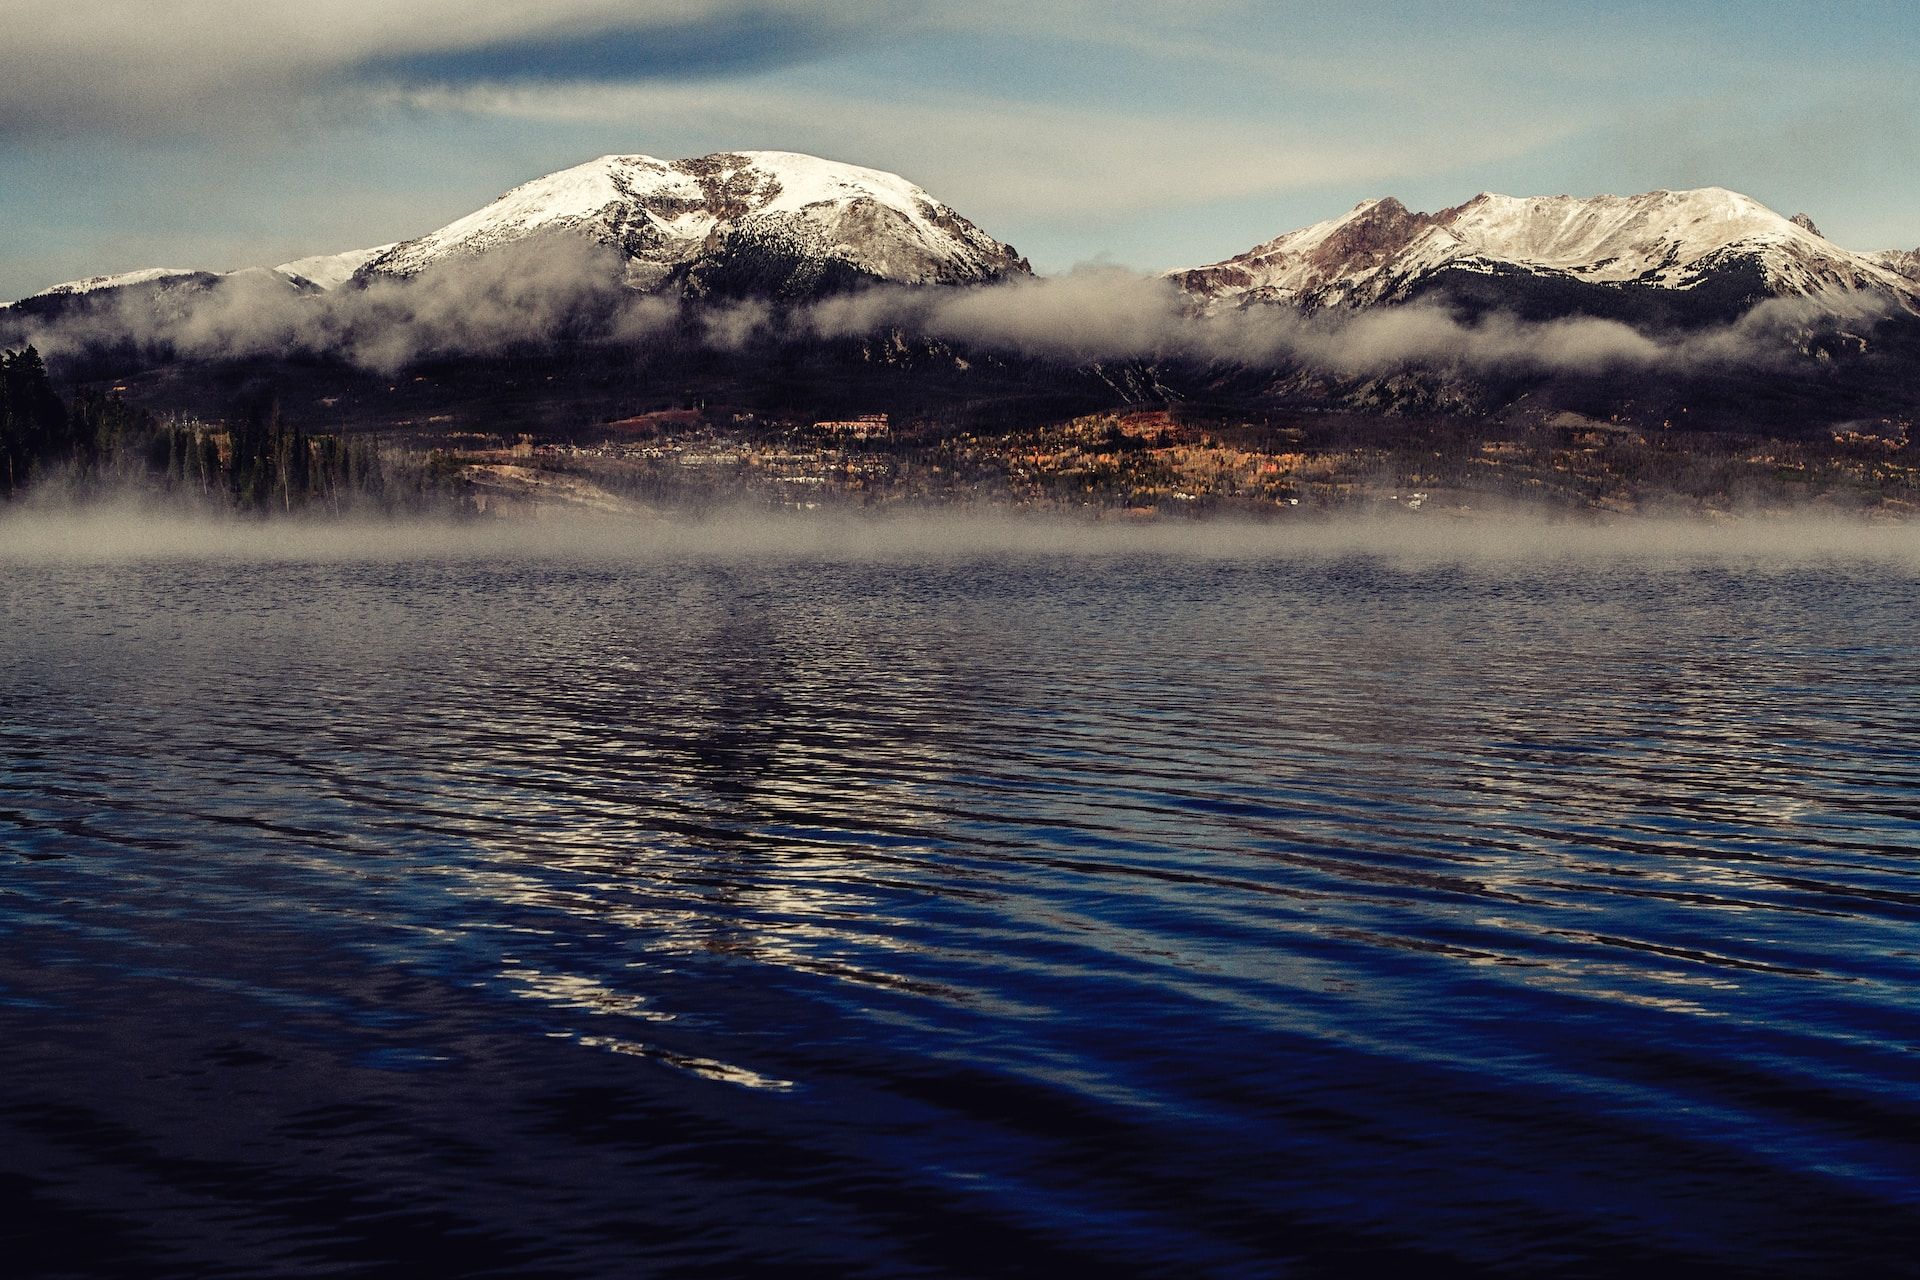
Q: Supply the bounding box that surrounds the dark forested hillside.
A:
[0,344,439,511]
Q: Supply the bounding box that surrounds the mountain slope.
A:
[276,245,397,291]
[357,150,1031,299]
[5,259,353,315]
[1172,188,1920,321]
[26,267,210,298]
[0,266,319,334]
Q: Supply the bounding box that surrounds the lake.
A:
[3,514,1918,1276]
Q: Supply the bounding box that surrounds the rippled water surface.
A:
[4,529,1919,1276]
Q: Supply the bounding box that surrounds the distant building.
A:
[813,414,891,441]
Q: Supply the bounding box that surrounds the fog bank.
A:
[5,504,1920,569]
[4,247,1888,379]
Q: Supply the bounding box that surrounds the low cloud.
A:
[802,265,1888,376]
[6,240,678,373]
[1,249,1891,380]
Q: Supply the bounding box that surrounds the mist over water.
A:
[7,504,1920,567]
[3,511,1919,1275]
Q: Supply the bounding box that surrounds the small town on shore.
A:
[441,404,1920,520]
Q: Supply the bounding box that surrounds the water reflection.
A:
[1,548,1918,1275]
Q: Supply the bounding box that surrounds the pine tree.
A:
[199,435,221,494]
[288,425,312,506]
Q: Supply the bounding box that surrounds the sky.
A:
[1,0,1916,301]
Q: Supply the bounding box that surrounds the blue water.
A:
[3,540,1918,1276]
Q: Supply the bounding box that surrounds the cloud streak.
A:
[0,2,890,139]
[383,81,1577,222]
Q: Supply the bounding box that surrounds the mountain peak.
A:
[1309,196,1436,268]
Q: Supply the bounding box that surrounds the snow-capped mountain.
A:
[357,151,1030,299]
[1172,188,1920,319]
[5,151,1027,316]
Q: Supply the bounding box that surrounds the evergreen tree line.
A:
[0,346,67,491]
[1,345,391,511]
[203,400,390,513]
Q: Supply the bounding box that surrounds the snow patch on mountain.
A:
[27,267,207,299]
[276,245,397,291]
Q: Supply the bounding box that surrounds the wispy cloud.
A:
[380,81,1577,222]
[0,1,896,139]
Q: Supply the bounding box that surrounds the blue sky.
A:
[2,1,1916,300]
